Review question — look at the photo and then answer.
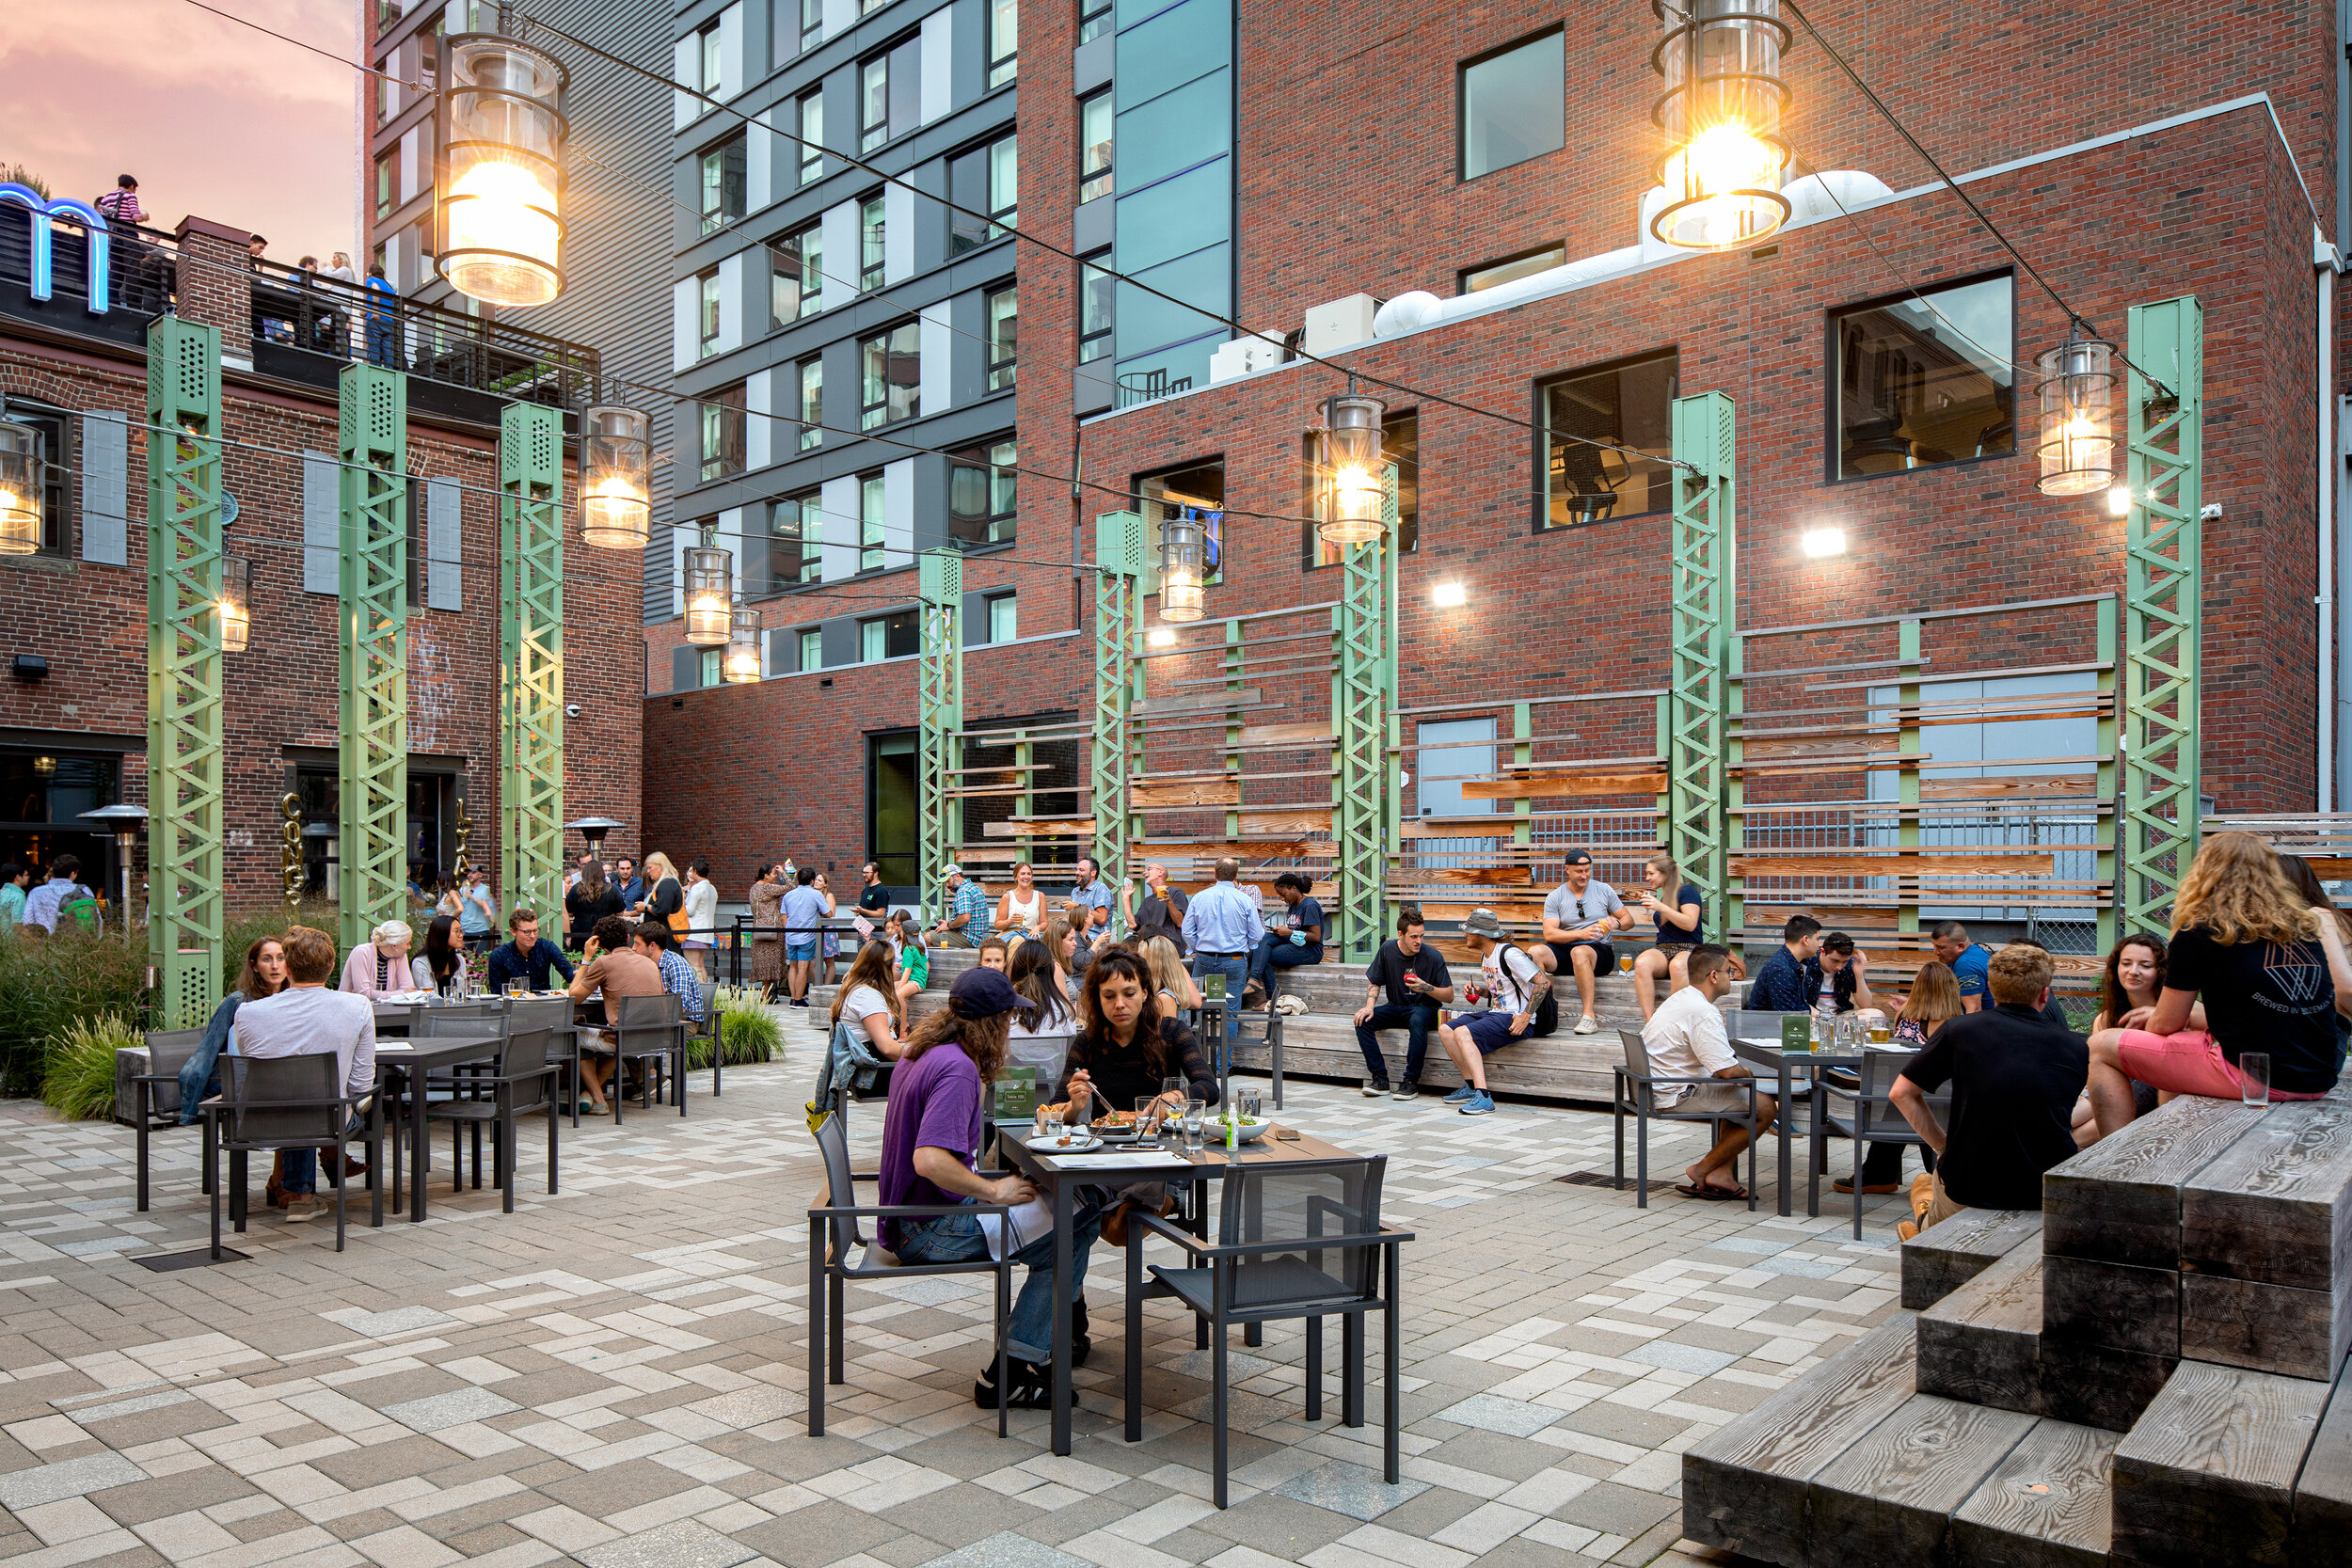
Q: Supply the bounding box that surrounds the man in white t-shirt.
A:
[1639,944,1776,1200]
[1434,910,1546,1117]
[231,925,376,1221]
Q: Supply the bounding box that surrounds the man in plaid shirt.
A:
[633,925,707,1022]
[926,865,992,948]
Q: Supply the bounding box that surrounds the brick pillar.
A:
[172,216,253,368]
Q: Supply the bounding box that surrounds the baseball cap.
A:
[1563,848,1593,866]
[941,863,963,878]
[1464,909,1504,939]
[948,966,1022,1020]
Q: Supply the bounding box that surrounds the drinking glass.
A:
[1869,1019,1892,1045]
[1240,1090,1263,1125]
[506,977,528,998]
[2240,1053,2272,1108]
[1618,954,1633,974]
[1163,1076,1186,1113]
[1182,1099,1205,1154]
[1041,1109,1065,1145]
[1136,1096,1159,1133]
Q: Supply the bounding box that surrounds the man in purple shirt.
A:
[879,967,1103,1410]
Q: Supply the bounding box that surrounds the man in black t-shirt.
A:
[1353,909,1455,1098]
[1889,942,2088,1237]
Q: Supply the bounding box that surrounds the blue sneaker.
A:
[1458,1091,1495,1116]
[1442,1084,1477,1105]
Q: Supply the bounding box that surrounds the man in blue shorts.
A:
[781,866,832,1007]
[1435,910,1546,1116]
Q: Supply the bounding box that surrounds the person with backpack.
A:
[22,854,94,932]
[1434,908,1553,1116]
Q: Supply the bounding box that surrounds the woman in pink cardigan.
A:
[340,919,431,996]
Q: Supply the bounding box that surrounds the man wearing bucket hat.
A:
[879,966,1104,1409]
[1433,909,1549,1116]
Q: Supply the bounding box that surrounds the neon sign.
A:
[0,184,110,316]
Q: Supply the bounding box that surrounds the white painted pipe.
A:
[2320,229,2335,811]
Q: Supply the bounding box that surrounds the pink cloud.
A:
[0,0,357,265]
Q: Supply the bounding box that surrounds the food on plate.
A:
[1097,1110,1136,1128]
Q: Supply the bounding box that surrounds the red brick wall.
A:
[0,336,644,911]
[644,0,2338,868]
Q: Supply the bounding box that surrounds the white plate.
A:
[1043,1133,1104,1152]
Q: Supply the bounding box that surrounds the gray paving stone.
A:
[381,1386,525,1433]
[1273,1461,1432,1520]
[580,1519,759,1568]
[915,1530,1095,1568]
[0,1452,145,1510]
[1430,1394,1565,1437]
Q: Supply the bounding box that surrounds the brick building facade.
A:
[0,213,643,914]
[644,0,2343,897]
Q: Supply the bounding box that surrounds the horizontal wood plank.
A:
[2110,1360,2325,1567]
[1458,771,1669,799]
[1236,721,1332,747]
[1730,852,2059,877]
[1131,780,1242,809]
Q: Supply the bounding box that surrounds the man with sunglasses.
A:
[1533,849,1629,1035]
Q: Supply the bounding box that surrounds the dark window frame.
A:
[1,400,72,559]
[796,88,824,185]
[698,133,748,234]
[859,320,921,431]
[771,222,822,325]
[1459,240,1565,294]
[986,0,1018,87]
[699,383,747,483]
[1823,266,2020,487]
[1078,0,1113,43]
[948,433,1019,550]
[1527,347,1681,536]
[1455,25,1566,183]
[755,491,822,594]
[1079,90,1113,204]
[1302,410,1419,571]
[859,193,887,289]
[1078,249,1114,362]
[986,284,1017,391]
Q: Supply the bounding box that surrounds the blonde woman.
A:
[1850,958,1964,1204]
[2086,831,2352,1134]
[1137,934,1201,1013]
[995,862,1043,942]
[1627,853,1738,1019]
[637,852,683,937]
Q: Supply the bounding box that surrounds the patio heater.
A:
[683,545,734,645]
[78,803,147,939]
[564,816,627,862]
[579,404,652,548]
[1313,394,1389,546]
[439,33,569,307]
[1648,0,1794,250]
[0,422,41,555]
[2036,326,2118,497]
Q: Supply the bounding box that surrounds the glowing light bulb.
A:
[444,159,561,306]
[2107,484,2133,517]
[1432,581,1467,608]
[219,596,249,654]
[1801,528,1846,559]
[723,643,761,683]
[1147,626,1175,647]
[1684,124,1775,193]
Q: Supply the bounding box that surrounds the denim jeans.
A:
[176,994,243,1126]
[279,1115,367,1196]
[1355,1001,1440,1084]
[895,1195,1103,1365]
[365,320,398,367]
[1192,954,1248,1042]
[1247,934,1320,990]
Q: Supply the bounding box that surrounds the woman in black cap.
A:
[877,966,1104,1409]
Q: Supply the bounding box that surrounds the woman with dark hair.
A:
[1007,938,1073,1036]
[566,858,623,953]
[829,940,903,1059]
[1057,946,1217,1117]
[421,913,469,997]
[749,862,789,995]
[177,934,291,1127]
[2068,933,2194,1146]
[2276,851,2352,943]
[887,908,928,1033]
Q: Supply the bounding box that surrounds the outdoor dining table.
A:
[1729,1035,1876,1218]
[370,1032,503,1223]
[993,1123,1364,1457]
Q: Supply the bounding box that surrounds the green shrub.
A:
[691,985,781,1069]
[221,902,341,997]
[40,1012,138,1120]
[0,929,152,1095]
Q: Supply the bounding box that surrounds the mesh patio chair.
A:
[685,979,722,1096]
[804,1110,1013,1438]
[1613,1030,1775,1211]
[507,997,579,1126]
[1822,1049,1949,1239]
[423,1026,559,1212]
[134,1027,206,1212]
[1122,1155,1410,1508]
[610,992,687,1121]
[210,1053,382,1257]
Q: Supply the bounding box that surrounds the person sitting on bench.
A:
[1434,909,1549,1117]
[1532,849,1629,1037]
[1242,870,1323,1008]
[1352,907,1454,1100]
[1640,943,1775,1202]
[1888,942,2088,1239]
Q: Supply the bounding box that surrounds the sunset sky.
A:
[1,0,358,266]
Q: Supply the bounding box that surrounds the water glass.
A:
[2240,1053,2272,1108]
[1040,1109,1065,1145]
[1182,1099,1205,1154]
[1240,1090,1263,1125]
[1136,1096,1159,1132]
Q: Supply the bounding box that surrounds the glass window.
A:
[949,436,1018,547]
[1459,30,1564,181]
[798,357,823,451]
[799,0,823,53]
[1,404,69,557]
[990,135,1019,230]
[1462,243,1564,293]
[1832,275,2016,480]
[1078,0,1112,43]
[1137,459,1224,588]
[987,287,1018,391]
[699,135,747,233]
[951,135,1020,254]
[699,384,746,482]
[989,594,1018,642]
[1306,412,1418,568]
[860,195,886,289]
[1539,351,1677,529]
[697,267,723,356]
[1079,252,1114,362]
[859,472,887,571]
[771,225,821,324]
[858,38,921,150]
[860,611,916,660]
[797,89,824,185]
[700,647,723,686]
[1080,92,1113,203]
[861,322,920,430]
[987,0,1018,87]
[859,54,890,150]
[799,627,823,671]
[374,154,394,218]
[769,494,822,588]
[699,22,723,92]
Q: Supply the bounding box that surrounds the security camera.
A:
[564,704,581,719]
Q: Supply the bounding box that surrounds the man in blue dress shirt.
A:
[1183,858,1265,1054]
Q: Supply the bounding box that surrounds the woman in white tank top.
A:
[996,862,1043,939]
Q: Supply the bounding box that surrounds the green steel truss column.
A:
[499,403,565,924]
[1332,468,1398,962]
[336,363,409,955]
[2122,297,2203,929]
[1092,513,1144,900]
[1667,393,1734,908]
[146,317,227,1028]
[2094,599,2121,951]
[918,548,964,920]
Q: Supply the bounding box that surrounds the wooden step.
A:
[2178,1099,2352,1381]
[2044,1095,2271,1270]
[1949,1416,2120,1568]
[1680,1312,1919,1564]
[2286,1349,2352,1565]
[1806,1391,2041,1561]
[1918,1243,2047,1418]
[2109,1359,2328,1568]
[1903,1207,2045,1310]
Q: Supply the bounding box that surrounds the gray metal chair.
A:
[1122,1155,1410,1509]
[508,997,579,1126]
[611,992,687,1121]
[1822,1049,1949,1239]
[210,1053,382,1257]
[1194,1001,1287,1108]
[134,1027,206,1212]
[423,1026,559,1212]
[1613,1029,1772,1211]
[804,1110,1013,1438]
[685,979,722,1096]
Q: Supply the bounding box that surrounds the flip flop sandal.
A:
[1675,1181,1750,1202]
